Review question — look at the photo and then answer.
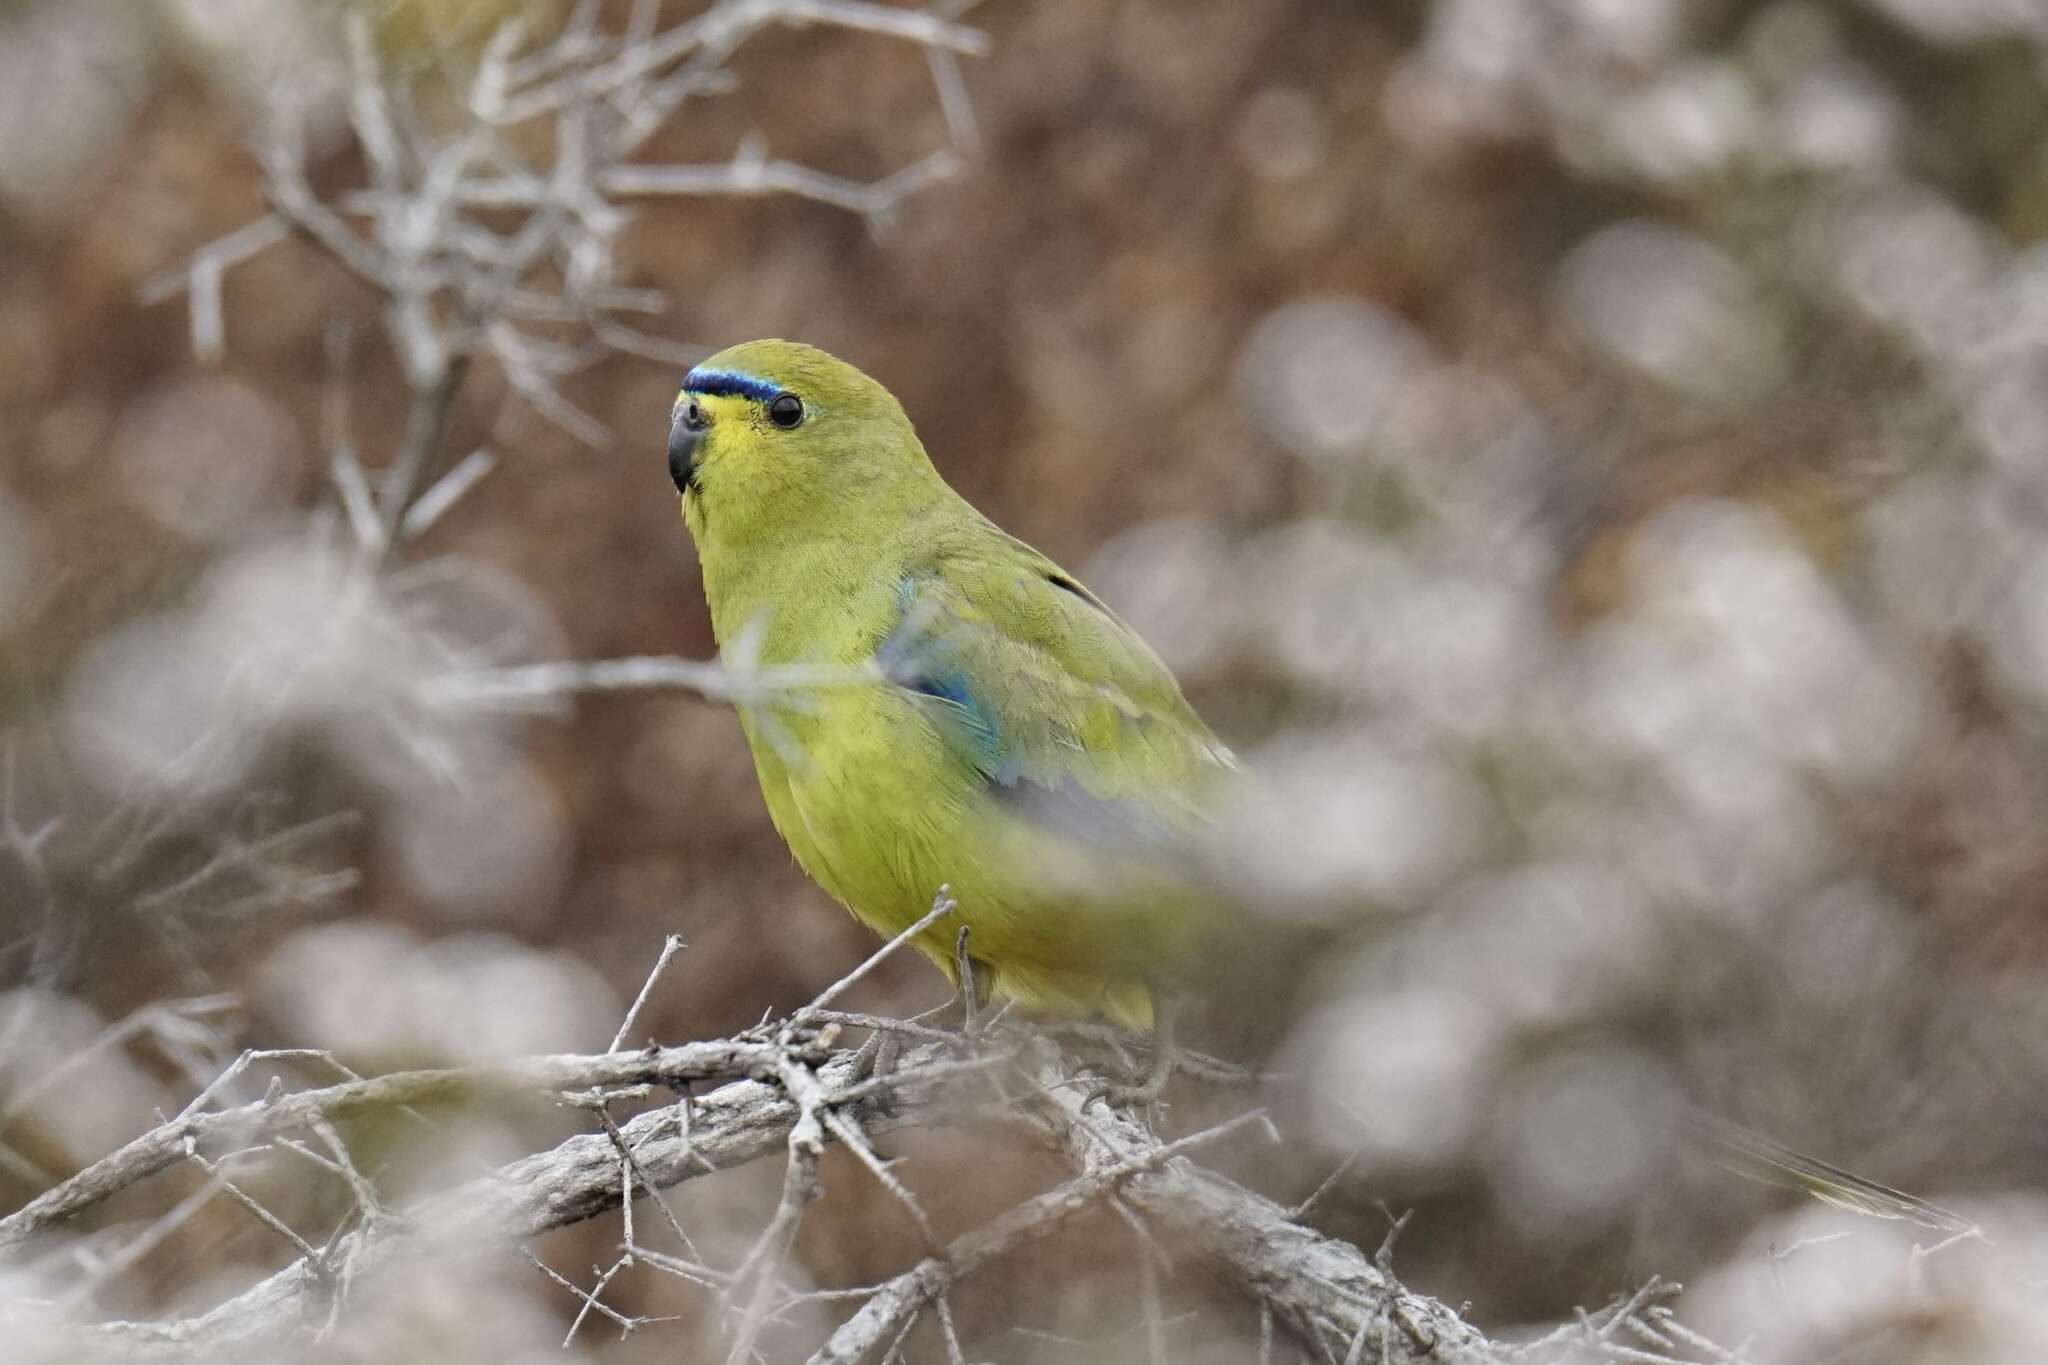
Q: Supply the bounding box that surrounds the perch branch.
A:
[38,1025,1530,1365]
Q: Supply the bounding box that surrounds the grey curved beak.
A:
[668,413,702,492]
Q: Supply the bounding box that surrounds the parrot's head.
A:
[668,339,938,548]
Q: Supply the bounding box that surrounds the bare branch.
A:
[375,357,472,557]
[398,448,497,542]
[488,0,987,127]
[191,1151,327,1270]
[0,1037,812,1257]
[796,887,958,1023]
[86,1039,977,1352]
[1021,1045,1497,1365]
[421,654,885,714]
[139,0,985,545]
[12,1015,1527,1365]
[724,1059,828,1364]
[138,215,291,309]
[809,1107,1277,1365]
[610,932,688,1053]
[601,143,962,222]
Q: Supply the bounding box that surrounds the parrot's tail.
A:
[1688,1111,1975,1234]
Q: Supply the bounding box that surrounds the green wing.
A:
[877,532,1234,852]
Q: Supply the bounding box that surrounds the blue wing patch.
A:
[904,666,1003,772]
[877,579,1003,773]
[876,576,1194,863]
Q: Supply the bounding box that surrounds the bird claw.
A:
[849,1028,901,1082]
[1083,1012,1177,1117]
[1083,1077,1167,1116]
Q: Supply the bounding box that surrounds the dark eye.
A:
[681,399,708,431]
[767,393,805,429]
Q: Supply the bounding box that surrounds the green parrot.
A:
[668,339,1235,1028]
[661,340,1982,1228]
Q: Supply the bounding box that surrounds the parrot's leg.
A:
[1085,1001,1178,1116]
[953,925,991,1037]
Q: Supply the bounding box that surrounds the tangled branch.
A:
[141,0,985,554]
[15,1026,1505,1362]
[0,906,1535,1362]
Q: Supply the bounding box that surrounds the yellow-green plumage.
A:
[670,340,1233,1027]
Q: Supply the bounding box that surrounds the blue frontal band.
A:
[683,368,782,402]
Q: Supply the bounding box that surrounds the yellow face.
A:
[665,339,927,548]
[666,375,808,497]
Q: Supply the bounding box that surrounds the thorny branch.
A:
[0,1037,808,1258]
[56,4,1772,1361]
[75,1035,976,1354]
[143,0,986,547]
[0,904,1758,1365]
[125,0,992,769]
[18,1029,1499,1362]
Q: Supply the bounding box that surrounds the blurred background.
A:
[7,0,2048,1360]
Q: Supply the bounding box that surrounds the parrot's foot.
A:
[849,1027,902,1083]
[1084,1010,1177,1117]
